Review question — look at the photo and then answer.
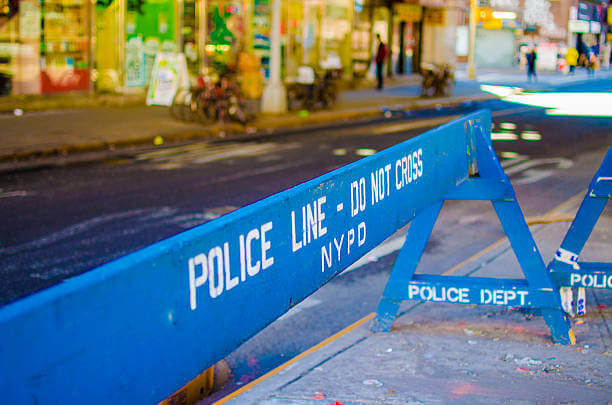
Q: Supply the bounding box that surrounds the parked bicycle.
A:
[286,66,339,111]
[170,74,254,125]
[420,63,454,97]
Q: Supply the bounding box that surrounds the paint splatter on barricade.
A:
[0,110,575,404]
[548,145,612,317]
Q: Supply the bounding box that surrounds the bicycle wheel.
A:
[182,91,199,121]
[169,89,189,121]
[197,92,217,123]
[321,84,337,109]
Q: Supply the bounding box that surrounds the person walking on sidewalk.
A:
[375,34,388,90]
[526,47,537,82]
[566,47,578,75]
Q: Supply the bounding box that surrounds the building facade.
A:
[0,0,469,98]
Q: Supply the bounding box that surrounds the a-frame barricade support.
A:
[548,145,612,290]
[371,116,576,345]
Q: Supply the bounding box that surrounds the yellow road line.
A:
[213,313,376,404]
[214,189,587,403]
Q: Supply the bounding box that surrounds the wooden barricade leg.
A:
[372,115,575,344]
[371,201,443,332]
[549,145,612,290]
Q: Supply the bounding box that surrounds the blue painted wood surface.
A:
[549,145,612,289]
[372,110,574,345]
[0,111,488,403]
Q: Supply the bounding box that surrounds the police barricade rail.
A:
[547,145,611,317]
[0,110,573,404]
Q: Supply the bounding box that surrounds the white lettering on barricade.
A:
[395,148,424,191]
[408,285,470,303]
[291,197,328,252]
[190,149,426,308]
[321,221,367,272]
[189,221,275,310]
[570,272,612,288]
[351,178,367,217]
[407,284,529,306]
[480,289,528,306]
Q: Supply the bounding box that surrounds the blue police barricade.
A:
[547,145,611,315]
[0,110,573,404]
[371,113,574,345]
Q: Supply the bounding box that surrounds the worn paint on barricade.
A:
[0,112,480,404]
[386,275,557,308]
[548,145,612,291]
[552,268,612,289]
[371,111,574,345]
[407,284,530,306]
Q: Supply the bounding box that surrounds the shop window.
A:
[205,0,246,76]
[40,0,90,93]
[182,0,199,75]
[126,0,176,88]
[0,0,18,95]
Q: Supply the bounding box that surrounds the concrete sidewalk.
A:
[1,66,610,166]
[0,74,488,163]
[218,197,612,404]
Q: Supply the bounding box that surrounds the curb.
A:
[0,93,496,166]
[0,93,147,114]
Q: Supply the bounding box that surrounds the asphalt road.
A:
[0,81,611,402]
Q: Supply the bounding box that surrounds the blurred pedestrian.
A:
[526,48,537,82]
[375,34,388,90]
[566,47,578,75]
[587,51,597,77]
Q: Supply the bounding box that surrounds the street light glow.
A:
[480,85,612,117]
[492,11,517,19]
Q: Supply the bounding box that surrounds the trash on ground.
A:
[363,379,383,387]
[153,136,164,146]
[543,365,562,373]
[515,367,530,373]
[311,392,325,400]
[13,108,23,116]
[467,340,477,345]
[515,357,542,366]
[384,389,396,396]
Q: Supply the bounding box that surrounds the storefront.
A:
[1,0,409,98]
[41,0,91,93]
[568,1,604,62]
[351,0,371,79]
[394,3,422,74]
[475,26,516,68]
[1,0,91,96]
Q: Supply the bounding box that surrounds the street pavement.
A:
[216,192,612,404]
[2,66,611,404]
[2,66,611,166]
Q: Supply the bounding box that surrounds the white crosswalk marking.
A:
[136,141,301,169]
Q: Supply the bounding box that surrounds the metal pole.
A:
[118,0,126,91]
[467,0,476,79]
[261,0,287,113]
[198,0,207,75]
